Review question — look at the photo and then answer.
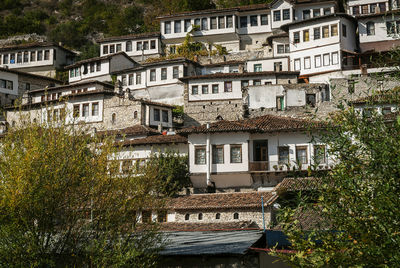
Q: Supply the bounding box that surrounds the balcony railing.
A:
[249,161,331,172]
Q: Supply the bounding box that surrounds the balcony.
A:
[249,161,331,173]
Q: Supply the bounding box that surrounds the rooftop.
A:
[0,67,63,84]
[178,114,324,135]
[0,42,75,54]
[97,125,160,137]
[179,71,299,81]
[167,191,277,210]
[96,32,160,43]
[281,13,357,31]
[121,133,187,146]
[27,80,114,93]
[160,221,258,232]
[65,51,137,69]
[275,177,322,194]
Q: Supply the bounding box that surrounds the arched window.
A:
[185,214,190,221]
[126,41,132,52]
[111,113,116,124]
[215,213,221,220]
[198,213,203,220]
[134,111,138,119]
[233,212,239,220]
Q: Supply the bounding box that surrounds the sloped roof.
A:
[27,80,113,93]
[274,177,322,194]
[121,134,187,146]
[178,114,324,135]
[0,67,63,84]
[167,191,277,210]
[65,51,137,69]
[0,42,75,54]
[351,88,400,105]
[179,71,299,81]
[160,221,258,232]
[97,32,160,43]
[97,125,160,137]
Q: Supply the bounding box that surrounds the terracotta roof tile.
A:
[159,221,259,232]
[97,125,160,137]
[0,42,75,54]
[121,134,187,146]
[167,192,277,210]
[274,177,322,194]
[178,114,324,134]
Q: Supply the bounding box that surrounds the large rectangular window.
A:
[303,30,310,42]
[250,15,258,26]
[332,52,339,65]
[367,22,375,35]
[352,6,359,15]
[230,145,242,163]
[3,54,8,64]
[254,64,262,72]
[92,102,99,116]
[136,73,141,84]
[192,85,198,95]
[201,18,208,30]
[184,19,191,32]
[210,17,217,29]
[153,108,160,121]
[82,103,89,117]
[296,146,308,165]
[128,74,133,85]
[212,145,224,164]
[37,51,42,61]
[226,15,233,28]
[150,69,156,81]
[304,57,311,69]
[314,27,320,40]
[212,84,219,94]
[294,58,301,71]
[294,32,300,43]
[240,16,248,27]
[278,146,289,164]
[137,42,142,51]
[174,20,181,33]
[315,55,322,68]
[173,66,179,78]
[202,85,209,94]
[73,104,80,118]
[313,8,321,17]
[323,53,330,66]
[218,16,225,29]
[162,110,169,123]
[116,44,122,52]
[261,14,268,25]
[331,24,338,36]
[273,10,281,21]
[165,21,171,34]
[161,68,167,80]
[322,26,329,38]
[195,146,206,165]
[23,52,28,62]
[302,9,311,20]
[44,50,50,60]
[103,45,108,54]
[224,81,232,92]
[283,9,290,20]
[17,52,22,63]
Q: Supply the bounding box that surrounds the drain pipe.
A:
[206,123,211,186]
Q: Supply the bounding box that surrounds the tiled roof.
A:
[121,134,187,146]
[178,114,324,134]
[167,191,277,210]
[0,67,63,84]
[27,80,114,93]
[97,125,160,137]
[274,177,322,194]
[179,71,299,81]
[273,206,330,231]
[65,51,137,69]
[0,42,75,54]
[159,221,259,232]
[139,99,176,109]
[97,32,160,43]
[203,60,244,67]
[351,88,400,105]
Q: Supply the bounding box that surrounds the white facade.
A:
[0,70,18,96]
[270,0,294,29]
[346,0,392,16]
[294,2,335,20]
[247,57,289,72]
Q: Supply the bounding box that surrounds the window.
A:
[116,44,122,52]
[3,54,8,64]
[370,4,377,14]
[361,5,368,14]
[331,24,338,36]
[304,57,311,69]
[278,146,289,164]
[212,84,219,94]
[303,9,311,20]
[44,50,50,60]
[240,16,248,27]
[73,104,80,118]
[92,102,99,116]
[212,145,224,164]
[122,75,127,86]
[195,146,206,165]
[185,214,190,220]
[82,103,89,117]
[332,52,339,65]
[202,85,209,94]
[157,211,167,223]
[143,41,149,50]
[306,93,316,107]
[241,80,249,88]
[387,21,396,34]
[153,108,160,121]
[273,10,281,21]
[277,44,285,54]
[128,74,133,85]
[314,145,326,164]
[313,8,321,17]
[161,68,167,80]
[261,14,268,25]
[165,21,171,34]
[379,3,386,12]
[294,58,301,71]
[126,41,132,52]
[90,63,95,73]
[322,26,329,38]
[150,69,156,81]
[136,73,141,84]
[198,213,203,220]
[323,7,331,15]
[150,40,156,50]
[303,30,310,41]
[142,211,151,223]
[250,15,258,26]
[254,64,262,72]
[162,110,169,123]
[277,96,284,111]
[226,15,233,28]
[274,62,283,72]
[70,69,75,78]
[382,107,392,115]
[224,81,232,92]
[283,9,290,20]
[230,145,242,163]
[110,44,115,53]
[367,22,375,35]
[173,66,179,79]
[342,24,347,37]
[17,52,22,63]
[253,80,261,86]
[294,32,300,43]
[216,16,224,29]
[323,53,330,66]
[352,6,359,15]
[174,20,181,33]
[296,146,308,165]
[315,55,321,68]
[96,61,101,72]
[216,213,221,219]
[184,19,191,32]
[210,17,217,30]
[10,53,15,63]
[103,45,108,54]
[201,18,208,30]
[313,27,321,40]
[192,85,198,95]
[233,213,239,220]
[194,18,200,28]
[137,42,142,51]
[23,51,28,62]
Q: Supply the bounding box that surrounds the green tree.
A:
[0,110,165,267]
[274,104,400,267]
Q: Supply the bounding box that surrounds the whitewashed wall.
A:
[0,70,18,95]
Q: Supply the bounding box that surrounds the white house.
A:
[97,32,162,62]
[179,114,330,190]
[346,0,394,16]
[282,13,358,79]
[0,42,75,78]
[65,52,137,84]
[114,57,201,106]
